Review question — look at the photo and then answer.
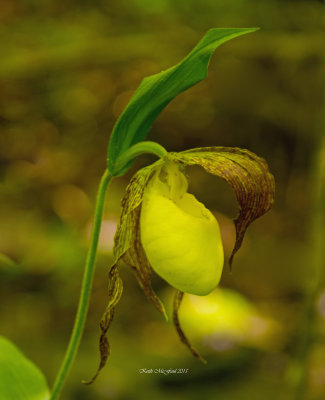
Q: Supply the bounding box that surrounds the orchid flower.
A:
[85,28,274,384]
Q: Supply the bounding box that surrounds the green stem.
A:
[112,141,168,176]
[50,169,112,400]
[292,133,325,400]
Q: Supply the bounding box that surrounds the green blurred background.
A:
[1,0,325,399]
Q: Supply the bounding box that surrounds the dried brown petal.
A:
[84,264,123,384]
[113,159,167,317]
[171,147,275,267]
[173,290,206,363]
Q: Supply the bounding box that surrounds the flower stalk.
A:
[50,169,112,400]
[112,141,168,176]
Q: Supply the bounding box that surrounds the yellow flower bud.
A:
[140,161,224,296]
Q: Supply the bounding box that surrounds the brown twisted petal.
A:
[122,216,167,318]
[89,160,166,383]
[170,147,274,362]
[170,147,275,267]
[173,290,206,363]
[84,264,123,384]
[113,159,167,318]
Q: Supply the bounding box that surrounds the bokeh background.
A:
[1,0,325,399]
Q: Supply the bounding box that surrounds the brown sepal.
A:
[173,290,206,363]
[172,147,275,268]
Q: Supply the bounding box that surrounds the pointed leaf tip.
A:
[107,28,259,174]
[0,336,50,400]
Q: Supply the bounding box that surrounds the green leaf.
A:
[107,27,259,175]
[0,253,16,267]
[0,336,50,400]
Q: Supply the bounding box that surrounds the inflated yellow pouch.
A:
[140,161,224,295]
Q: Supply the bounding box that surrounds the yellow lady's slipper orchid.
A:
[140,161,224,295]
[92,147,274,379]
